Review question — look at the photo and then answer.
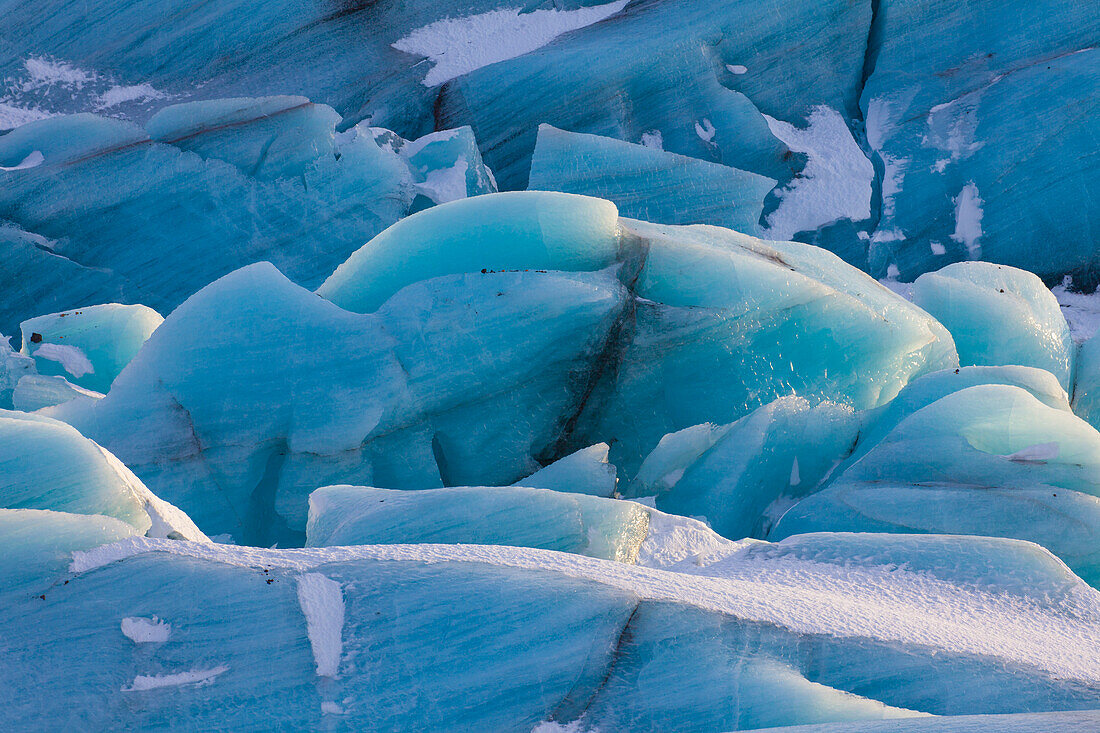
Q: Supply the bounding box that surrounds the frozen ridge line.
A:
[71,536,1100,682]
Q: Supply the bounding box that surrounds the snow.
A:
[297,573,344,678]
[789,457,801,486]
[763,106,874,240]
[639,130,663,149]
[726,64,748,75]
[694,118,716,142]
[1052,277,1100,343]
[121,616,171,643]
[399,128,462,159]
[321,702,345,715]
[393,1,630,87]
[32,343,94,378]
[950,182,984,259]
[21,57,93,90]
[70,537,1100,683]
[0,103,50,131]
[0,151,44,171]
[122,665,228,691]
[97,83,164,108]
[930,241,946,256]
[415,159,468,204]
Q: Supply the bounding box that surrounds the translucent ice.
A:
[911,263,1076,391]
[20,303,162,393]
[0,410,205,541]
[306,484,650,562]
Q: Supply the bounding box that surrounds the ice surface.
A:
[20,303,162,393]
[746,711,1100,732]
[305,484,650,563]
[0,410,205,541]
[51,260,626,543]
[912,262,1076,391]
[773,384,1100,584]
[861,2,1099,283]
[12,374,103,412]
[628,397,859,539]
[318,191,621,313]
[20,534,1100,729]
[528,125,776,235]
[0,97,496,329]
[514,443,618,497]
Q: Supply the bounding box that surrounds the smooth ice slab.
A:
[21,303,163,393]
[528,125,776,235]
[629,397,859,539]
[911,262,1076,391]
[306,485,649,563]
[0,410,205,541]
[772,384,1100,584]
[317,191,622,313]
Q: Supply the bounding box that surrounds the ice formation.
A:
[3,0,1100,728]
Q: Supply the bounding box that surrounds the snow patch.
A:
[297,573,345,678]
[123,666,228,691]
[726,64,748,75]
[0,150,44,171]
[33,343,94,378]
[0,103,50,131]
[763,106,874,240]
[930,241,946,256]
[321,701,345,715]
[1053,277,1100,343]
[694,118,716,142]
[97,83,165,108]
[394,1,630,87]
[639,130,663,150]
[415,159,469,204]
[951,182,984,259]
[121,616,171,643]
[22,57,93,90]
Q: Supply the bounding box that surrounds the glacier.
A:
[2,0,1100,728]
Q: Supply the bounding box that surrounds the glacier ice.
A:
[10,533,1100,730]
[772,384,1100,584]
[528,124,776,235]
[306,484,650,562]
[2,0,1100,726]
[911,262,1076,391]
[20,303,162,393]
[0,97,494,330]
[628,397,859,540]
[43,192,957,542]
[0,410,205,541]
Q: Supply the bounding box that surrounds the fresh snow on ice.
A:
[70,537,1100,683]
[951,182,984,259]
[393,1,630,87]
[123,666,229,691]
[763,106,874,240]
[296,572,345,678]
[121,616,171,643]
[32,343,94,378]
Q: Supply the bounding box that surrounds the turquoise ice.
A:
[911,263,1076,391]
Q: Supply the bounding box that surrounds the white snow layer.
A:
[32,343,94,378]
[764,106,874,240]
[297,573,345,678]
[415,159,469,204]
[123,666,229,691]
[21,57,94,90]
[0,150,44,171]
[121,616,171,643]
[394,1,630,87]
[1053,277,1100,343]
[97,83,165,108]
[951,182,984,259]
[70,537,1100,683]
[0,103,51,130]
